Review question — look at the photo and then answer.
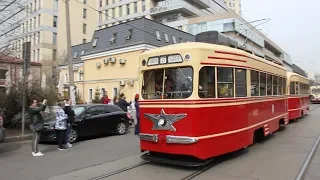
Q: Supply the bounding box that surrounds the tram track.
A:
[295,104,320,180]
[88,104,320,180]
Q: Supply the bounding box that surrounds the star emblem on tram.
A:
[144,109,187,132]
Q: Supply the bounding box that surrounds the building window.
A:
[26,21,28,31]
[73,52,77,58]
[38,14,40,26]
[52,49,57,60]
[119,6,122,17]
[105,0,108,6]
[37,49,40,61]
[83,8,87,19]
[0,69,7,79]
[112,8,115,17]
[125,29,132,40]
[53,32,57,44]
[89,89,93,100]
[99,0,102,7]
[53,0,58,10]
[142,0,146,11]
[199,67,215,98]
[235,69,246,97]
[134,2,137,13]
[92,38,98,47]
[53,16,57,27]
[37,32,40,44]
[38,0,41,9]
[251,70,259,96]
[83,0,87,4]
[155,31,161,40]
[83,23,86,34]
[110,33,116,44]
[33,34,36,45]
[83,38,87,43]
[30,3,33,13]
[105,10,108,20]
[34,17,36,28]
[33,50,35,62]
[217,67,234,98]
[164,33,169,43]
[126,4,130,15]
[99,12,102,21]
[172,36,177,43]
[81,50,85,55]
[34,0,37,11]
[65,74,69,82]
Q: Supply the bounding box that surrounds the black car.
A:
[40,104,132,143]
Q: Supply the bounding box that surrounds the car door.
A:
[101,105,127,133]
[83,106,106,135]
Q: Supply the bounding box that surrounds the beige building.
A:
[5,0,98,87]
[224,0,241,14]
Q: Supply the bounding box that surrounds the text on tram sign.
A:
[147,54,183,66]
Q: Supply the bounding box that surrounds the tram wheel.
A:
[253,128,264,143]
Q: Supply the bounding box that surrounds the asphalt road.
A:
[1,104,320,180]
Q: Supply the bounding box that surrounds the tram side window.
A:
[295,82,299,95]
[267,74,272,95]
[290,82,295,95]
[272,75,278,95]
[235,68,247,97]
[278,77,283,95]
[217,67,234,98]
[283,78,287,95]
[251,70,259,96]
[260,73,266,96]
[199,67,215,98]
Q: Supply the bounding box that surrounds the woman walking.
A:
[134,94,140,135]
[55,101,69,150]
[29,98,47,156]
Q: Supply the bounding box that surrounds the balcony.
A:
[150,0,207,17]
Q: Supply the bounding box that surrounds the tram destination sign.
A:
[147,54,183,66]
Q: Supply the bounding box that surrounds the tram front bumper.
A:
[139,133,198,144]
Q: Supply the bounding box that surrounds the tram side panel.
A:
[288,96,309,120]
[139,98,287,160]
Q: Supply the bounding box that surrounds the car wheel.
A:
[116,122,127,135]
[68,128,78,143]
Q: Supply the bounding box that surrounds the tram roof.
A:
[141,42,286,70]
[287,72,310,83]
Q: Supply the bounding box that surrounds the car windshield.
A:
[72,106,86,116]
[142,67,193,99]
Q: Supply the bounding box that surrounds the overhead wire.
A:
[0,0,18,13]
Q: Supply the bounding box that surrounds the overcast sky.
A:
[241,0,320,73]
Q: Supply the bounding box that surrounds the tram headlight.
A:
[158,119,166,126]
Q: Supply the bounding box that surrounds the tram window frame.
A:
[278,77,283,95]
[295,82,299,95]
[267,74,272,96]
[272,75,278,95]
[260,72,266,96]
[217,67,234,98]
[235,68,247,97]
[283,78,286,95]
[198,66,215,98]
[250,70,259,96]
[290,82,295,95]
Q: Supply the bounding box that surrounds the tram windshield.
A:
[142,67,193,99]
[312,89,320,94]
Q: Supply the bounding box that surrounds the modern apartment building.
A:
[224,0,241,14]
[96,0,230,32]
[2,0,97,86]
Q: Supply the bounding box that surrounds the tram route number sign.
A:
[147,54,183,66]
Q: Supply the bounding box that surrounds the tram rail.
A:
[88,104,320,180]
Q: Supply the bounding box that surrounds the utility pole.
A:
[65,0,75,105]
[21,43,27,135]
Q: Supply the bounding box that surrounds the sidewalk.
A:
[4,128,32,143]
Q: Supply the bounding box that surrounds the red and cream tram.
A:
[286,72,310,121]
[138,42,290,166]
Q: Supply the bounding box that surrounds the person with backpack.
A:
[55,101,68,150]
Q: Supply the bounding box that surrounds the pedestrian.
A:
[117,93,131,112]
[28,98,47,157]
[64,98,75,148]
[101,94,110,104]
[112,96,118,105]
[55,101,68,150]
[134,94,140,135]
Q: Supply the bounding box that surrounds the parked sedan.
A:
[40,104,132,143]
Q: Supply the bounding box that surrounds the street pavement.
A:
[1,104,320,180]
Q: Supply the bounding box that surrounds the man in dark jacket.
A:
[64,99,75,147]
[117,93,131,112]
[29,98,47,157]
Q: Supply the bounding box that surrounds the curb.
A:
[4,134,33,143]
